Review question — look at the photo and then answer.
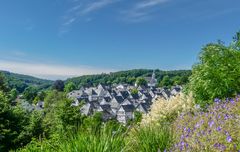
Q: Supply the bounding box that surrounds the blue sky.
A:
[0,0,240,80]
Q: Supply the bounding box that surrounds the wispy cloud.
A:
[59,0,171,35]
[81,0,116,14]
[60,0,118,35]
[0,60,115,80]
[122,0,170,22]
[64,0,116,24]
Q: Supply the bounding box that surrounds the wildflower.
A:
[230,99,235,104]
[226,135,232,143]
[195,123,200,128]
[214,98,220,103]
[208,120,214,128]
[216,126,221,132]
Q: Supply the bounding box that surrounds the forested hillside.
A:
[1,71,53,93]
[66,69,191,88]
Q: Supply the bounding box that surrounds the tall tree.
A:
[136,77,147,86]
[53,80,65,92]
[64,82,76,93]
[23,86,38,102]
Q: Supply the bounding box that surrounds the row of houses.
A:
[67,72,182,124]
[33,72,182,124]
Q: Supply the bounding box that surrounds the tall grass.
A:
[58,126,126,152]
[141,93,194,125]
[18,125,126,152]
[126,122,173,152]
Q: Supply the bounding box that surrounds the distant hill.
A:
[66,69,191,88]
[0,71,53,93]
[0,69,191,93]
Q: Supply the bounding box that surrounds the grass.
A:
[126,122,173,152]
[18,124,126,152]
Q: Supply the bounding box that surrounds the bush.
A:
[188,34,240,107]
[172,96,240,151]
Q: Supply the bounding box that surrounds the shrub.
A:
[188,34,240,107]
[172,96,240,151]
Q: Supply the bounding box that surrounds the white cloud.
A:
[81,0,115,14]
[135,0,169,9]
[62,0,118,26]
[0,60,115,80]
[123,0,170,22]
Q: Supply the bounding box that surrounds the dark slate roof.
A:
[90,89,98,95]
[131,93,140,100]
[98,83,106,90]
[172,87,181,92]
[104,96,112,102]
[136,103,147,113]
[100,104,113,113]
[119,91,130,99]
[143,93,153,100]
[91,101,100,109]
[121,105,135,112]
[114,95,124,103]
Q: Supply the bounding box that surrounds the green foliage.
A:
[127,123,173,152]
[232,31,240,50]
[188,39,240,107]
[0,72,9,92]
[0,91,43,151]
[1,70,52,93]
[65,69,191,88]
[43,90,84,137]
[136,77,148,86]
[19,124,126,152]
[131,88,139,96]
[33,91,46,104]
[56,98,83,131]
[133,111,142,124]
[64,82,76,93]
[159,75,172,87]
[23,86,38,103]
[10,88,18,101]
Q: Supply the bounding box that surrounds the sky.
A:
[0,0,240,80]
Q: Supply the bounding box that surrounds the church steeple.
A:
[151,70,156,80]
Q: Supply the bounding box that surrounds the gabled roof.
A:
[98,83,106,90]
[98,104,113,113]
[131,93,140,100]
[113,95,124,103]
[121,105,135,112]
[86,89,98,96]
[121,99,133,106]
[104,96,112,102]
[136,103,149,113]
[80,103,93,115]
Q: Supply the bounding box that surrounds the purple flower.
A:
[208,120,214,128]
[216,126,221,132]
[195,123,200,128]
[214,98,220,103]
[181,141,185,146]
[226,135,232,142]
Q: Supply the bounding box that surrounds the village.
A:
[66,72,182,124]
